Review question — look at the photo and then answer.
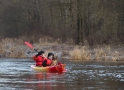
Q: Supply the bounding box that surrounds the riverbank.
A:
[0,38,124,61]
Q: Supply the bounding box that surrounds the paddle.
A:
[24,42,38,52]
[24,42,65,72]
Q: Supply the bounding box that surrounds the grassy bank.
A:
[0,38,124,61]
[70,45,124,61]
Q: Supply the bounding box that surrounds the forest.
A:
[0,0,123,45]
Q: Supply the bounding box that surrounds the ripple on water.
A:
[0,59,124,90]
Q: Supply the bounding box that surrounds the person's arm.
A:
[32,56,37,61]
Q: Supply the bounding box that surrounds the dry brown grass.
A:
[70,46,91,60]
[0,37,123,62]
[94,48,106,60]
[38,37,59,46]
[0,38,27,58]
[70,45,124,61]
[0,37,59,58]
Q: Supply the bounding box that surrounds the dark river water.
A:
[0,58,124,90]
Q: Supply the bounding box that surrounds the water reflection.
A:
[0,59,124,90]
[25,72,66,90]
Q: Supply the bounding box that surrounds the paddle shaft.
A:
[34,49,39,53]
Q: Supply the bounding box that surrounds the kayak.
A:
[31,64,67,73]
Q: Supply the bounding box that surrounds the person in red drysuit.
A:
[32,51,45,67]
[42,52,54,67]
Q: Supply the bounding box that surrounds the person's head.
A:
[52,56,58,61]
[47,52,54,60]
[36,51,45,57]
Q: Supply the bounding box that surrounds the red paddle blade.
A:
[24,42,34,49]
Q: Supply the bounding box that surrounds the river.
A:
[0,58,124,90]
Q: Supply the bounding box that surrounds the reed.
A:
[70,46,91,60]
[0,38,123,62]
[0,38,27,58]
[70,45,124,61]
[38,37,59,46]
